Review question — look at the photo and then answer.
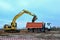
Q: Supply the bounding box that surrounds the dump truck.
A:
[26,22,45,32]
[26,22,51,33]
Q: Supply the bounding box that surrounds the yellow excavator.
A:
[3,9,36,33]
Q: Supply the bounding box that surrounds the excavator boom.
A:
[12,9,34,23]
[11,9,35,27]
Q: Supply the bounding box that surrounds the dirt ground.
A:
[0,30,60,40]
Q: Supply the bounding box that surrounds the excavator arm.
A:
[11,9,36,27]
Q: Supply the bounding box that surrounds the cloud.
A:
[16,0,30,8]
[0,1,14,11]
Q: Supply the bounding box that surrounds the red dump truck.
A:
[26,14,51,33]
[26,22,45,32]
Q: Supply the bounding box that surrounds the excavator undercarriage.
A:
[4,23,20,33]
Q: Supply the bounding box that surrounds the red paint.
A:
[26,22,43,28]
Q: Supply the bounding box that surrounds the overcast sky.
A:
[0,0,60,29]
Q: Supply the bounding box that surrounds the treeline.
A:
[51,26,60,31]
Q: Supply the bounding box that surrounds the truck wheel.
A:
[28,28,34,32]
[32,28,34,32]
[28,28,30,32]
[37,28,41,33]
[48,29,50,31]
[41,28,45,32]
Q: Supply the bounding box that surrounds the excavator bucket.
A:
[32,15,37,22]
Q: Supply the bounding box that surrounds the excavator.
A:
[3,9,37,33]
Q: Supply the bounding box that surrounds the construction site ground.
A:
[0,29,60,40]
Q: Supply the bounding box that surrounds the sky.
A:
[0,0,60,29]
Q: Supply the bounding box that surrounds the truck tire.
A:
[37,28,41,33]
[33,28,41,33]
[41,28,45,32]
[28,28,34,32]
[48,29,50,31]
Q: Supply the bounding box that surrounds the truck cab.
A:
[45,23,51,31]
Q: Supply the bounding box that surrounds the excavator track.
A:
[4,30,20,33]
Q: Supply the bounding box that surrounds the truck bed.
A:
[26,22,43,28]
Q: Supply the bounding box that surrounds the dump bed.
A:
[26,22,43,28]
